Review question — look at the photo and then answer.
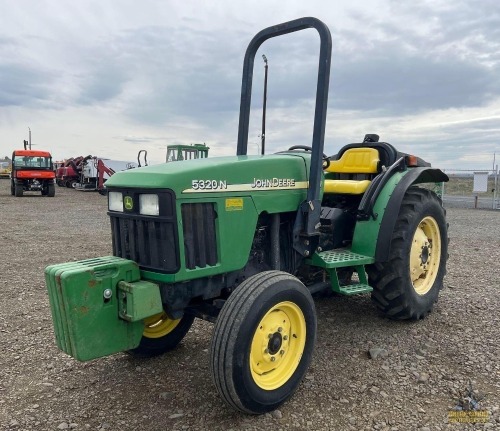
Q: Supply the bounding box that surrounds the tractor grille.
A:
[109,188,180,273]
[110,216,180,273]
[182,203,218,269]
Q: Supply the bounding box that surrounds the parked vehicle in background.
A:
[11,149,55,197]
[166,144,209,162]
[56,156,92,188]
[0,161,12,178]
[75,157,136,195]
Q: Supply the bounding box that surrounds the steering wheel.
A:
[288,145,330,169]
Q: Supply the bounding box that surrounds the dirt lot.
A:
[0,180,499,431]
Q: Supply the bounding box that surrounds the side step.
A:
[307,249,375,296]
[336,283,373,296]
[308,249,375,268]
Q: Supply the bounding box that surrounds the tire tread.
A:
[210,271,313,414]
[367,187,448,320]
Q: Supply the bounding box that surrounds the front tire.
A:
[47,183,55,197]
[210,271,317,414]
[128,312,194,357]
[367,187,448,320]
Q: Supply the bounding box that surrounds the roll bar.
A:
[236,17,332,254]
[137,150,148,167]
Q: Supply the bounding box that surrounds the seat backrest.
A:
[325,147,379,174]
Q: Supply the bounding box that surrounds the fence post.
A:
[494,164,499,210]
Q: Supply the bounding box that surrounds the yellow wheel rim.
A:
[250,301,306,391]
[409,216,441,295]
[143,312,180,339]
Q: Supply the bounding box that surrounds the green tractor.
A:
[166,143,210,162]
[45,17,448,414]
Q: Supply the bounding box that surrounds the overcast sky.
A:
[0,0,499,170]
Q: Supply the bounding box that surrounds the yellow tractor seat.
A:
[324,147,380,195]
[324,179,371,194]
[325,147,379,174]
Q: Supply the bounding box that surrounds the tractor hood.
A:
[105,154,311,197]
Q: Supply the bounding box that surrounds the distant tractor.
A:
[166,143,209,162]
[45,18,449,414]
[11,148,55,197]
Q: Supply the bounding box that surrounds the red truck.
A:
[11,149,56,197]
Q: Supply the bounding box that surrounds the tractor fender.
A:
[374,167,448,262]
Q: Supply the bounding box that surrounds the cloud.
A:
[0,33,59,108]
[76,64,129,105]
[0,63,56,107]
[114,135,167,144]
[330,53,499,114]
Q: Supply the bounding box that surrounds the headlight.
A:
[139,194,159,216]
[108,192,123,212]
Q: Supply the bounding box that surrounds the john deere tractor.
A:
[45,17,448,414]
[166,143,210,162]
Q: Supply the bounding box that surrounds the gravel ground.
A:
[0,180,499,431]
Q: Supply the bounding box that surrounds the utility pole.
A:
[28,127,32,150]
[261,54,268,155]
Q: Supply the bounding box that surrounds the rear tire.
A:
[128,312,194,357]
[14,183,23,197]
[367,187,448,320]
[210,271,316,414]
[10,181,14,195]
